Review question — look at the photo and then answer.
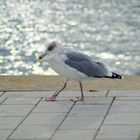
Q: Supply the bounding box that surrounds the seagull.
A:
[38,40,122,101]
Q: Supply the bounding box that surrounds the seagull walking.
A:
[38,41,122,101]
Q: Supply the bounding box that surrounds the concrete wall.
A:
[0,75,139,91]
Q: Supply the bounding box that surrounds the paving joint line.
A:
[0,91,7,105]
[93,96,116,140]
[0,97,8,105]
[0,90,6,94]
[49,101,76,140]
[105,90,110,97]
[0,91,6,98]
[7,97,43,140]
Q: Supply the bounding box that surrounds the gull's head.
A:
[38,40,61,61]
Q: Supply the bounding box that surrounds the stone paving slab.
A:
[0,104,34,116]
[9,124,56,140]
[69,105,110,117]
[0,90,140,140]
[5,91,52,98]
[0,116,23,129]
[5,91,107,98]
[109,100,140,112]
[23,112,66,125]
[116,96,140,101]
[59,116,104,130]
[57,91,107,97]
[3,97,41,105]
[4,91,107,105]
[0,130,12,140]
[96,138,137,140]
[51,130,97,140]
[76,97,113,105]
[104,112,140,124]
[60,103,110,130]
[96,125,140,139]
[108,90,140,97]
[33,100,74,113]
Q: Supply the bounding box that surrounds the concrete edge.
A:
[0,75,140,91]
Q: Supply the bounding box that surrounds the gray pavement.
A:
[0,90,140,140]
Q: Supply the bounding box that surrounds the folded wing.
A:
[64,51,112,78]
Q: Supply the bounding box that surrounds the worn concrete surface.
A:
[0,76,140,139]
[0,90,140,140]
[0,75,140,91]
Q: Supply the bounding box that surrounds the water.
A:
[0,0,140,75]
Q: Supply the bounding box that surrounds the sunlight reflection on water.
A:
[0,0,140,75]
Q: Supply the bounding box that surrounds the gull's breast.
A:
[48,56,87,81]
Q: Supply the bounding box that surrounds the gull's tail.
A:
[106,72,123,79]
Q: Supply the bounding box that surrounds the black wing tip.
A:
[112,72,123,79]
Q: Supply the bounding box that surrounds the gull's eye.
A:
[47,41,56,51]
[48,45,54,51]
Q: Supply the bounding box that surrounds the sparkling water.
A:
[0,0,140,75]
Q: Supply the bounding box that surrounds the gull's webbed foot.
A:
[45,96,57,101]
[70,96,84,102]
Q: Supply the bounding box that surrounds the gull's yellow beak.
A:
[38,52,47,60]
[38,55,43,60]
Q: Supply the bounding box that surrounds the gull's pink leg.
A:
[71,82,84,102]
[45,80,67,101]
[79,82,84,101]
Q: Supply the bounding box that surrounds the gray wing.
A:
[64,51,111,77]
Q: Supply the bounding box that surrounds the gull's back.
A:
[64,50,112,78]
